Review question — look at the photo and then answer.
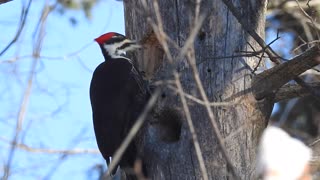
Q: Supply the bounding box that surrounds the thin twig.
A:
[106,89,160,176]
[221,0,284,64]
[177,15,206,61]
[3,49,38,180]
[295,0,320,42]
[292,40,320,53]
[167,84,238,107]
[2,3,52,179]
[1,42,93,64]
[253,44,320,100]
[0,0,32,56]
[238,7,320,103]
[174,73,209,180]
[309,137,320,146]
[140,1,210,179]
[197,34,282,67]
[274,82,320,102]
[186,48,239,179]
[0,137,99,154]
[252,51,265,74]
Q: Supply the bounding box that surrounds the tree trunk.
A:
[124,0,272,179]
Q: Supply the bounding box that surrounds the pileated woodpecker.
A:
[90,32,148,176]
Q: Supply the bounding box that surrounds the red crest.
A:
[94,32,116,44]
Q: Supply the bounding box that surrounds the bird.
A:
[90,32,149,178]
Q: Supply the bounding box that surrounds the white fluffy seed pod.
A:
[257,126,312,180]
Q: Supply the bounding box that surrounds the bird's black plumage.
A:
[90,32,148,177]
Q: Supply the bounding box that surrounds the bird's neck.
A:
[100,47,123,60]
[101,48,113,60]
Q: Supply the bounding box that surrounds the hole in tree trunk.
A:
[155,108,182,143]
[198,30,206,41]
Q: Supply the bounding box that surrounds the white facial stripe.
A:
[121,44,141,52]
[103,39,128,52]
[103,39,131,53]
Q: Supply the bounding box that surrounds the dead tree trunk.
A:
[124,0,271,179]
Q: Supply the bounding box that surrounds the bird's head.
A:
[94,32,140,59]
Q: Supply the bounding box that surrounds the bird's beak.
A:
[128,39,142,49]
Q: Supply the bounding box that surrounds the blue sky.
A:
[0,0,125,179]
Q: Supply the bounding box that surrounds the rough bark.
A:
[124,0,271,179]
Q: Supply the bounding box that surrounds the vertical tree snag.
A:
[124,0,271,179]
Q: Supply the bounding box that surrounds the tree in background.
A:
[267,0,320,175]
[267,0,320,137]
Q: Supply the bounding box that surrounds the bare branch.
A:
[139,1,210,179]
[293,0,320,43]
[293,40,320,53]
[253,45,320,100]
[309,137,320,146]
[1,41,93,64]
[0,0,31,56]
[174,73,209,180]
[293,77,320,100]
[221,0,283,64]
[223,0,320,102]
[139,1,241,178]
[0,137,99,154]
[278,0,320,9]
[2,3,55,179]
[274,82,320,102]
[186,48,239,179]
[3,54,37,180]
[167,84,238,107]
